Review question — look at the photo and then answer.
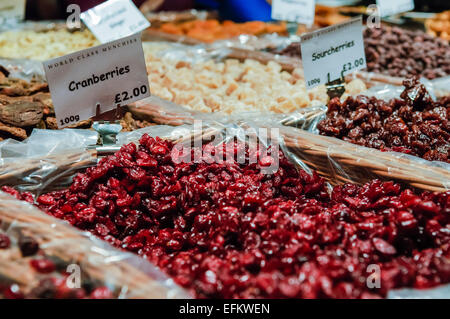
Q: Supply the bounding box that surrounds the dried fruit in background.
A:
[0,67,155,140]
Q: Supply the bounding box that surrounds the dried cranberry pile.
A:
[4,133,449,299]
[364,26,450,80]
[270,26,450,80]
[0,226,113,299]
[318,78,450,163]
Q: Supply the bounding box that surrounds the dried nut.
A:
[0,121,27,140]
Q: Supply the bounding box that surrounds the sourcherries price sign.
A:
[300,16,366,89]
[81,0,150,43]
[43,33,150,128]
[271,0,315,26]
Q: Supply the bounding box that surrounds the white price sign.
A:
[300,16,366,89]
[376,0,414,17]
[81,0,150,43]
[43,33,150,128]
[0,0,26,21]
[271,0,315,26]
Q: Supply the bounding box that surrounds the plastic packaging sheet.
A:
[0,121,449,298]
[0,191,190,299]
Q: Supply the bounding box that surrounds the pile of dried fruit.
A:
[269,26,450,80]
[4,133,449,299]
[318,77,450,163]
[0,227,113,299]
[364,26,450,79]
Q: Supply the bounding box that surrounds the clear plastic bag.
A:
[0,121,449,298]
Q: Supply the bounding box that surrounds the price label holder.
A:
[43,32,150,129]
[300,16,366,90]
[89,121,123,156]
[0,0,26,22]
[376,0,414,17]
[271,0,315,27]
[81,0,150,43]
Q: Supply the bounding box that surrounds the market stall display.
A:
[141,9,217,29]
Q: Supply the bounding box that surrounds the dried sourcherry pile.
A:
[3,134,449,299]
[318,77,450,163]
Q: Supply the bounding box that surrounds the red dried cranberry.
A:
[30,259,56,274]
